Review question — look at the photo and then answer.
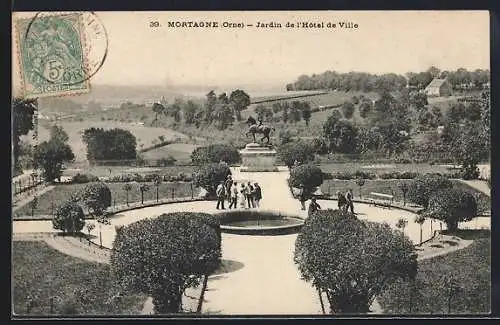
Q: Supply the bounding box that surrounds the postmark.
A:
[15,12,108,99]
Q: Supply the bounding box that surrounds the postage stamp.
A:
[14,12,108,99]
[15,13,90,98]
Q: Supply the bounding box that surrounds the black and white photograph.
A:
[11,10,491,316]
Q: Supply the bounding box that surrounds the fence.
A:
[12,174,44,196]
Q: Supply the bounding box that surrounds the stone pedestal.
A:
[239,143,278,172]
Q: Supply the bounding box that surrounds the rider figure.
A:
[257,118,263,129]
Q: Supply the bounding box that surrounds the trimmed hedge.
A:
[322,171,460,180]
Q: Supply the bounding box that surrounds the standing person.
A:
[308,197,321,217]
[345,189,355,214]
[337,191,347,212]
[253,182,262,208]
[225,175,233,205]
[216,181,226,210]
[239,184,246,208]
[246,182,255,208]
[229,181,238,209]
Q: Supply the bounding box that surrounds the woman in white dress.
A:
[239,183,246,208]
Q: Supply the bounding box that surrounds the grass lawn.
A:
[12,241,147,315]
[320,179,491,213]
[142,143,200,164]
[378,231,491,314]
[33,120,190,163]
[318,162,453,174]
[15,181,199,217]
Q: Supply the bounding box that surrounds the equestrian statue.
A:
[246,116,275,144]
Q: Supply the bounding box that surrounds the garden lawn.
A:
[62,165,197,178]
[142,143,200,164]
[320,179,491,213]
[378,232,491,314]
[318,162,452,174]
[15,182,199,218]
[12,241,147,316]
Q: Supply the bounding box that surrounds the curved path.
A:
[12,167,490,315]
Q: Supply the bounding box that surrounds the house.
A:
[424,78,453,97]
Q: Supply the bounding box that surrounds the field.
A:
[12,241,147,315]
[26,120,191,163]
[15,181,199,218]
[141,143,200,164]
[378,232,491,314]
[320,179,491,214]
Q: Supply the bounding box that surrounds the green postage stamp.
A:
[15,13,90,98]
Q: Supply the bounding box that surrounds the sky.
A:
[12,11,490,90]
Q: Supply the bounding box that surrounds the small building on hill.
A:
[424,78,453,97]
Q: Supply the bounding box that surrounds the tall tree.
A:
[34,126,75,182]
[152,102,165,121]
[12,98,37,172]
[205,91,217,123]
[182,100,199,125]
[301,102,312,126]
[229,89,251,121]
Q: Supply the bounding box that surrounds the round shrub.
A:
[110,213,221,314]
[288,164,324,199]
[191,144,241,165]
[460,164,480,180]
[75,182,112,218]
[193,163,231,197]
[52,201,85,234]
[425,188,478,232]
[294,209,417,314]
[277,140,315,169]
[407,174,453,208]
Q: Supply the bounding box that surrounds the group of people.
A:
[216,175,263,210]
[337,189,355,214]
[306,189,356,218]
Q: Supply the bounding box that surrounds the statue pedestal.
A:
[239,143,278,172]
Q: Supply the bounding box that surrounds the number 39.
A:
[150,21,160,27]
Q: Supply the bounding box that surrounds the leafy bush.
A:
[74,182,112,218]
[277,140,315,168]
[407,174,453,208]
[288,164,324,199]
[191,144,241,165]
[425,188,478,231]
[52,201,85,234]
[110,213,221,314]
[460,164,480,180]
[311,137,329,155]
[193,163,231,197]
[71,173,99,184]
[379,171,418,180]
[294,209,417,314]
[353,170,377,180]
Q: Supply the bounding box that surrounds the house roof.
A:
[425,78,448,91]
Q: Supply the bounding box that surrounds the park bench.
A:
[368,192,394,209]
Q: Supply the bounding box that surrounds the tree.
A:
[52,201,85,235]
[289,101,302,123]
[154,176,162,203]
[229,89,251,121]
[152,103,165,121]
[341,101,355,119]
[407,174,453,209]
[12,98,37,172]
[191,144,241,165]
[359,99,373,119]
[204,91,217,123]
[323,117,358,154]
[302,102,312,126]
[294,209,417,314]
[34,136,75,183]
[182,100,199,125]
[49,125,69,143]
[110,213,221,314]
[398,182,409,206]
[214,103,234,130]
[452,121,489,180]
[193,163,231,197]
[83,128,137,161]
[277,140,315,169]
[76,182,112,219]
[288,164,324,200]
[425,188,477,232]
[281,102,289,123]
[123,183,132,206]
[427,66,441,79]
[139,183,150,204]
[166,99,183,123]
[311,137,329,155]
[414,215,426,245]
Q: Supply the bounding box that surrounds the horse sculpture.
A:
[246,116,274,144]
